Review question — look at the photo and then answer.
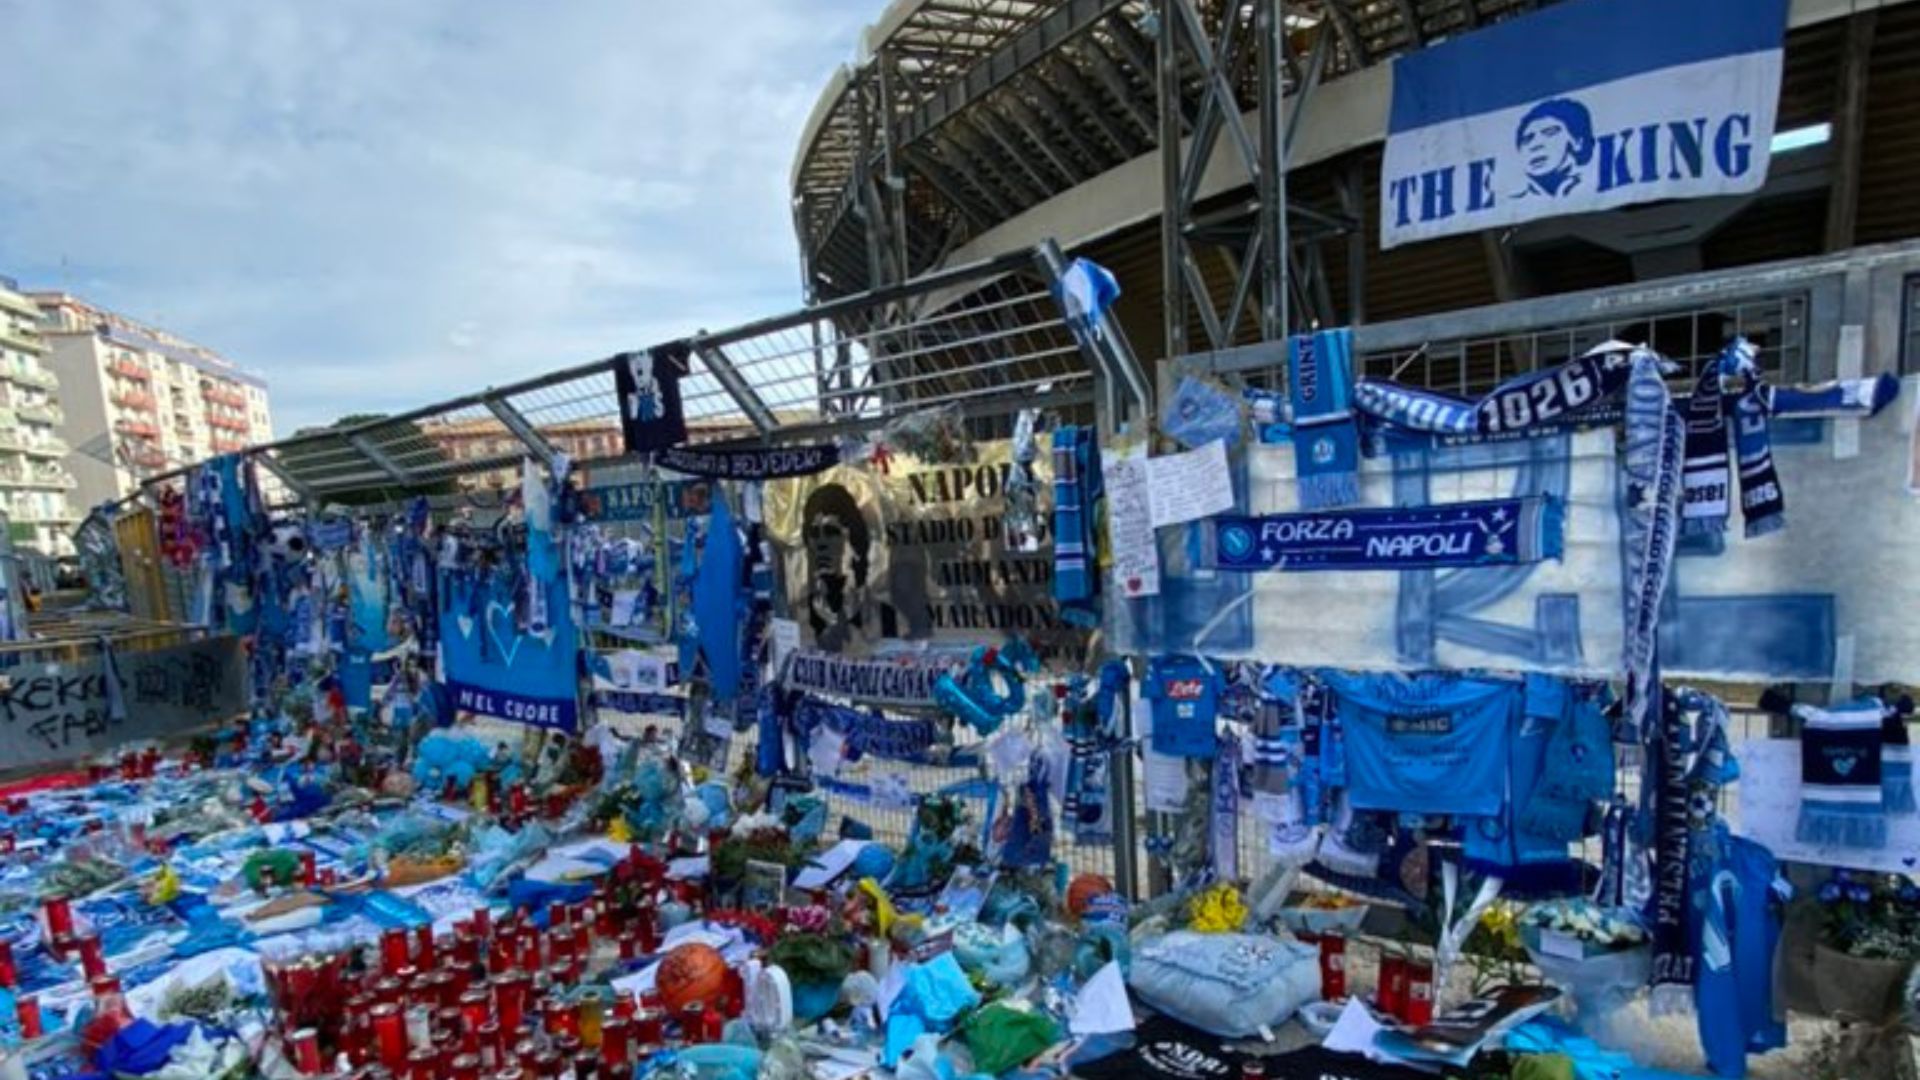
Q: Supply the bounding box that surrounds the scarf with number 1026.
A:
[1353,342,1638,436]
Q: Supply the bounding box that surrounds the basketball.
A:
[657,942,731,1014]
[1066,874,1114,919]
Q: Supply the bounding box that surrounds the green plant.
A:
[1819,871,1920,961]
[766,932,853,986]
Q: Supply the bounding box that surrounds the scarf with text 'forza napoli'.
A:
[1205,496,1563,572]
[1794,699,1887,849]
[1621,351,1685,743]
[1680,348,1735,537]
[1287,328,1361,509]
[615,343,689,453]
[655,442,840,479]
[1353,341,1638,436]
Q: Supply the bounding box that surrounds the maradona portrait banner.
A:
[1381,0,1788,248]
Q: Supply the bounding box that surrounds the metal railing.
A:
[115,242,1148,508]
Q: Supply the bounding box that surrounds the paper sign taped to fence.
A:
[1102,450,1160,599]
[1736,737,1920,873]
[0,635,246,773]
[1147,440,1235,528]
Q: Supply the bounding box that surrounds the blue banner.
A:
[437,517,581,733]
[1206,496,1563,572]
[580,479,711,522]
[1382,0,1788,248]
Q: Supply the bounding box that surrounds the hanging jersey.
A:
[1144,655,1224,759]
[1326,672,1515,817]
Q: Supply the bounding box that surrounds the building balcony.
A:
[21,438,67,458]
[207,413,249,433]
[0,325,45,356]
[210,436,249,454]
[9,368,59,392]
[115,419,159,439]
[201,384,247,408]
[0,466,76,490]
[17,404,62,426]
[109,358,150,382]
[9,501,79,524]
[128,448,167,469]
[111,389,156,412]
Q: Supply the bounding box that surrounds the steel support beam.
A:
[692,343,778,434]
[1393,0,1425,47]
[1078,36,1158,140]
[1006,81,1101,178]
[971,106,1065,194]
[253,452,315,505]
[1158,0,1190,358]
[484,395,562,475]
[893,0,1132,148]
[1824,10,1876,253]
[1321,0,1370,67]
[345,433,415,486]
[904,145,1013,224]
[1046,56,1139,157]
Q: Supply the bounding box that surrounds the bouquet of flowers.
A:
[1518,899,1650,1013]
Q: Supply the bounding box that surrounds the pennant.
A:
[1206,496,1563,572]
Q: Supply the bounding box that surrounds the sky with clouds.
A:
[0,0,873,434]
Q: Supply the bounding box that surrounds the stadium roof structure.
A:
[790,0,1553,302]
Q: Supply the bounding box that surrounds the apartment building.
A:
[34,293,272,514]
[0,277,78,556]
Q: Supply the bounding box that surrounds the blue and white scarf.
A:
[1354,341,1637,437]
[1794,699,1888,849]
[1287,329,1361,509]
[1207,496,1563,572]
[1211,736,1241,881]
[1052,425,1101,624]
[1680,352,1734,537]
[1731,389,1785,537]
[1621,351,1685,741]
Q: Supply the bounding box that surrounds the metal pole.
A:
[1158,0,1188,361]
[1258,0,1290,341]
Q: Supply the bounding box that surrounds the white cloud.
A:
[0,0,871,433]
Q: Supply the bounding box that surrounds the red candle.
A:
[43,895,74,940]
[631,1008,663,1049]
[493,973,530,1033]
[471,906,491,938]
[17,995,41,1039]
[288,1027,323,1075]
[0,938,17,987]
[451,1053,480,1080]
[598,1016,630,1069]
[617,930,637,962]
[370,1003,407,1072]
[459,987,491,1033]
[406,1046,437,1080]
[634,907,659,954]
[381,928,410,975]
[414,925,436,971]
[1318,935,1347,1001]
[477,1020,502,1068]
[76,933,107,980]
[1377,953,1409,1019]
[542,999,577,1039]
[298,849,317,887]
[1404,959,1435,1026]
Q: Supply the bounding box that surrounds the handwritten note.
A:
[1102,451,1161,598]
[1736,738,1920,873]
[1147,439,1235,527]
[768,617,800,677]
